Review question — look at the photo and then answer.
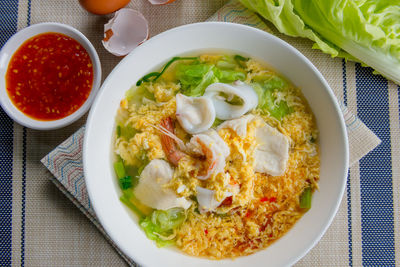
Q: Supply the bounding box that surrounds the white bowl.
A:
[0,22,101,130]
[84,22,349,267]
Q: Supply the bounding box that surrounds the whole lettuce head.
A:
[239,0,400,84]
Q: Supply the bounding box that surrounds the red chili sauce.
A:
[6,32,93,121]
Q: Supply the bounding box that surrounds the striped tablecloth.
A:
[1,0,399,266]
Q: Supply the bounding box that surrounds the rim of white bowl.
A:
[84,22,349,267]
[0,22,101,130]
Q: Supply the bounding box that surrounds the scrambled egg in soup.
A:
[113,54,319,258]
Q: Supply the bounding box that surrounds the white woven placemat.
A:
[39,1,384,266]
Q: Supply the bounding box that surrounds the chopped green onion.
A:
[120,193,145,219]
[136,72,160,86]
[234,54,249,67]
[125,165,140,188]
[116,124,137,140]
[299,186,312,209]
[136,56,198,86]
[119,176,132,190]
[212,118,224,128]
[234,54,249,62]
[121,125,137,140]
[116,125,121,137]
[137,165,146,176]
[117,151,149,190]
[114,161,126,179]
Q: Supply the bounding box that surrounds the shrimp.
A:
[196,137,218,179]
[159,117,187,166]
[157,119,230,179]
[191,130,229,180]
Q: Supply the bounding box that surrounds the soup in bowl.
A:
[84,22,348,267]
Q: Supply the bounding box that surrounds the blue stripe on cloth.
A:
[342,60,348,106]
[398,86,400,125]
[355,64,395,266]
[21,2,31,266]
[27,0,31,26]
[0,0,19,48]
[342,59,352,267]
[0,0,19,266]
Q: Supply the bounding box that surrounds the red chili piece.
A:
[245,210,253,218]
[260,196,277,203]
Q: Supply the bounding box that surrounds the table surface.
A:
[1,1,399,266]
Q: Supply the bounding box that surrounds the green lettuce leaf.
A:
[125,85,155,106]
[177,63,218,96]
[176,60,247,97]
[252,76,293,120]
[139,208,186,247]
[239,0,344,57]
[216,69,246,83]
[239,0,400,84]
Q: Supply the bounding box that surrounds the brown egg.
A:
[148,0,176,4]
[79,0,130,15]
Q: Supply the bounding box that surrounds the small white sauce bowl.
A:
[0,22,101,130]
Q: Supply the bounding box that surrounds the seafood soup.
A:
[113,53,319,259]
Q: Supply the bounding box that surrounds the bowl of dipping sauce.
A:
[0,22,101,130]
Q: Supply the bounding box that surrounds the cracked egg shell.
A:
[102,8,149,57]
[147,0,177,5]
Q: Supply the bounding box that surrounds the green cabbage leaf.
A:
[239,0,400,84]
[252,76,293,120]
[176,62,246,97]
[139,208,186,247]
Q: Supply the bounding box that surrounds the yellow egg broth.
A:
[175,57,319,258]
[113,53,320,259]
[115,95,176,166]
[216,120,258,207]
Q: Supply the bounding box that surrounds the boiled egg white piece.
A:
[254,122,290,176]
[204,81,258,120]
[134,159,191,210]
[176,93,215,134]
[102,9,149,57]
